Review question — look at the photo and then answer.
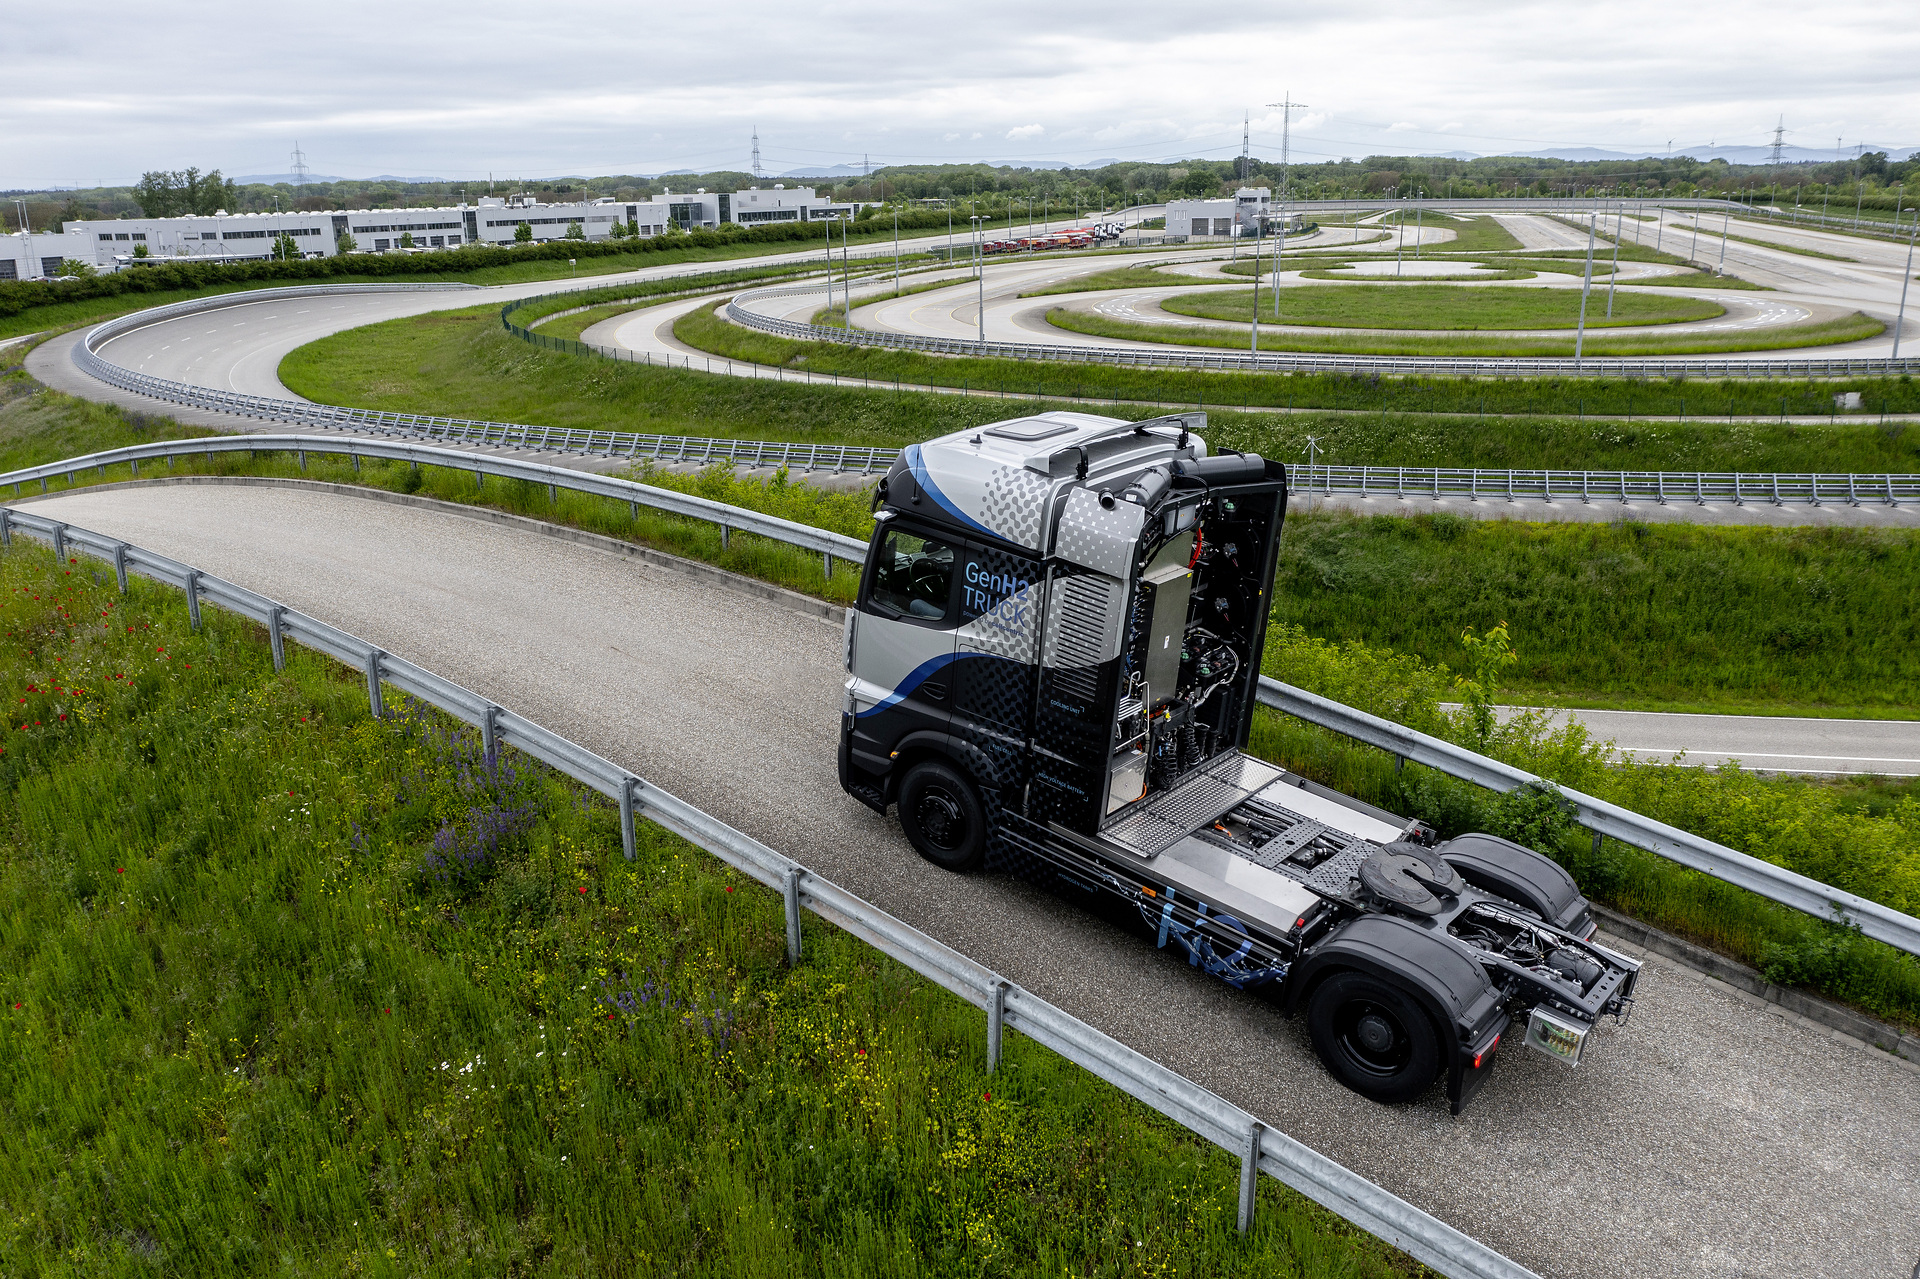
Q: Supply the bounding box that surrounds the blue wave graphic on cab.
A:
[904,445,996,539]
[854,650,963,718]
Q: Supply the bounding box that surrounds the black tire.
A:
[898,760,986,872]
[1306,971,1442,1104]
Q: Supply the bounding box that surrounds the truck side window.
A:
[867,528,956,622]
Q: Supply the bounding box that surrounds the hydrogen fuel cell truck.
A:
[839,411,1640,1112]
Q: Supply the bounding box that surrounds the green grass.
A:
[1017,265,1236,297]
[264,301,1920,457]
[1158,284,1723,331]
[1273,508,1920,711]
[1047,306,1884,358]
[1587,272,1773,291]
[1373,213,1524,254]
[1672,225,1858,261]
[1297,267,1539,283]
[0,547,1421,1275]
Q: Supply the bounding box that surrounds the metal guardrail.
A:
[0,434,869,572]
[74,285,899,475]
[726,276,1920,380]
[0,507,1538,1279]
[1256,679,1920,959]
[1295,464,1917,507]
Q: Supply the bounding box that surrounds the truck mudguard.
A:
[1439,833,1594,936]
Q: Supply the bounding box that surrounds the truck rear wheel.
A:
[1306,971,1441,1104]
[898,760,985,872]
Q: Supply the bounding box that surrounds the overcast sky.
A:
[6,0,1915,188]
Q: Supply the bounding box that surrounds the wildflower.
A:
[116,868,125,874]
[384,1008,391,1014]
[724,886,734,894]
[577,886,587,895]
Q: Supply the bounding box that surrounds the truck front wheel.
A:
[1306,972,1442,1104]
[898,760,986,872]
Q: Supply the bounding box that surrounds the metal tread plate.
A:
[1100,753,1286,859]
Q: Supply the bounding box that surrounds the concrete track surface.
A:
[20,480,1920,1279]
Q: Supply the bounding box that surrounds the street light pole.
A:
[1251,220,1262,353]
[1574,210,1598,368]
[969,215,986,344]
[1893,205,1915,359]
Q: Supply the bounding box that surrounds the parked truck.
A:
[838,410,1640,1112]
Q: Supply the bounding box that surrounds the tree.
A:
[399,232,415,249]
[132,243,149,258]
[336,231,357,254]
[56,259,96,279]
[131,167,240,217]
[271,234,301,260]
[563,221,586,240]
[1182,169,1218,197]
[514,222,533,243]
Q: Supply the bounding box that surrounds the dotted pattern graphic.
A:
[1055,487,1145,580]
[977,465,1054,549]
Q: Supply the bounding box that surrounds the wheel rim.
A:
[1332,998,1413,1079]
[915,786,966,851]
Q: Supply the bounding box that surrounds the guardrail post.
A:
[0,510,9,548]
[548,483,557,506]
[987,979,1009,1074]
[130,458,139,478]
[618,775,639,862]
[720,523,730,551]
[481,703,500,761]
[351,452,360,473]
[51,523,66,562]
[183,570,201,630]
[823,552,833,580]
[1238,1121,1264,1235]
[267,606,285,672]
[112,543,127,592]
[783,866,803,965]
[365,648,385,718]
[296,450,306,472]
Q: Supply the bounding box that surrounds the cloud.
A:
[0,0,1914,185]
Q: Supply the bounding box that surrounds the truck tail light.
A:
[1471,1034,1500,1070]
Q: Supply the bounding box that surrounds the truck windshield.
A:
[869,528,955,620]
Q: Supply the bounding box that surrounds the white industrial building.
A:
[2,185,855,280]
[1164,187,1272,239]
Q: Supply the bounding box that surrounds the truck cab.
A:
[841,411,1639,1112]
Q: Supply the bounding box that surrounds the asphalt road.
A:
[1525,705,1920,777]
[16,480,1920,1279]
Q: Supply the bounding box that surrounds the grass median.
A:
[1046,305,1885,359]
[1159,284,1723,330]
[0,543,1419,1275]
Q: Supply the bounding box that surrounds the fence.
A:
[726,277,1920,381]
[4,431,1917,963]
[0,504,1540,1279]
[75,287,1920,503]
[1294,464,1918,507]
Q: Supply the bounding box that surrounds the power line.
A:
[1265,94,1309,200]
